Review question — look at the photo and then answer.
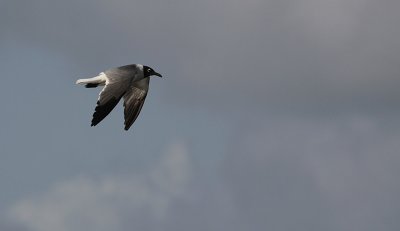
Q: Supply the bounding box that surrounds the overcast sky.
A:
[1,0,400,230]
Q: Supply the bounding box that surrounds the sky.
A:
[1,0,400,230]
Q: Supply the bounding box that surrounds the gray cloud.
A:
[9,116,400,231]
[3,0,400,114]
[0,220,28,231]
[2,1,400,231]
[222,115,400,231]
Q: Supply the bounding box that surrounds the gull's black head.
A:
[143,66,162,78]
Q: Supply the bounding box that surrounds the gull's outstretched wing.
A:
[91,72,133,127]
[123,77,150,130]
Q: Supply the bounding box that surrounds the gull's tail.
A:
[76,72,107,88]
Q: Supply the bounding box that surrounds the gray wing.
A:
[123,78,150,130]
[91,71,134,127]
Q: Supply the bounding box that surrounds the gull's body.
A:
[76,64,162,130]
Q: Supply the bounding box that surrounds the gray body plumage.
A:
[76,64,162,130]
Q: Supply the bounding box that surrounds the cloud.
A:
[6,114,400,231]
[0,220,29,231]
[3,0,400,114]
[222,115,400,231]
[3,1,400,231]
[8,141,190,231]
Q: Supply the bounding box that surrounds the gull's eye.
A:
[147,69,151,72]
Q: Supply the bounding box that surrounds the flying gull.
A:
[76,64,162,130]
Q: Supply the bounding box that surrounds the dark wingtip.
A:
[91,97,122,128]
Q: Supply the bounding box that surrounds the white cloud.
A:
[8,141,190,231]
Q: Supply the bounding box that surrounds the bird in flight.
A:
[76,64,162,130]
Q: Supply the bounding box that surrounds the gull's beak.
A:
[154,72,162,78]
